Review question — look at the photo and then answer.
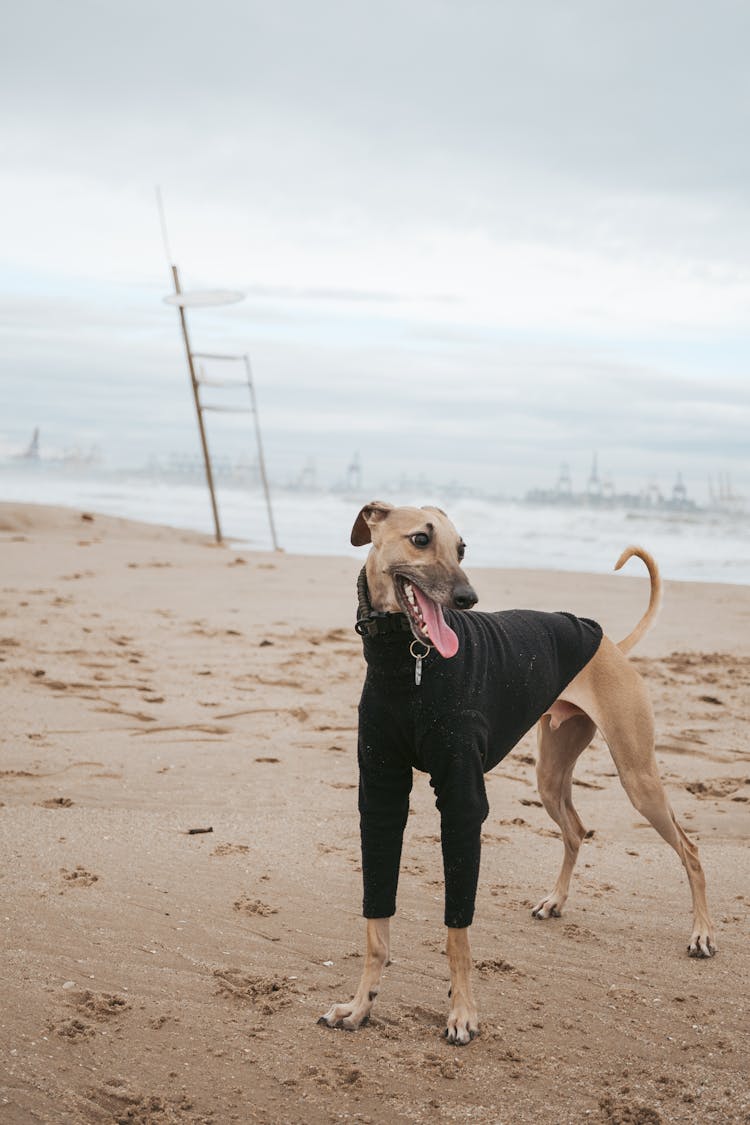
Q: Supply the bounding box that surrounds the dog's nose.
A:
[453,583,477,610]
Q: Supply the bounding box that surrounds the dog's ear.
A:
[350,501,393,546]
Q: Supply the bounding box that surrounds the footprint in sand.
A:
[563,922,595,940]
[38,797,74,808]
[83,1084,193,1121]
[94,701,156,722]
[403,1004,444,1029]
[423,1053,465,1079]
[60,866,99,887]
[233,894,278,916]
[69,990,129,1022]
[126,560,173,569]
[211,843,250,857]
[256,676,309,690]
[303,1057,362,1087]
[475,958,521,977]
[36,678,71,692]
[213,968,296,1013]
[108,634,134,647]
[685,777,748,799]
[54,1018,95,1041]
[483,832,511,845]
[599,1096,662,1125]
[134,722,230,737]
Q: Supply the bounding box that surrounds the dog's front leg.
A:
[318,918,390,1031]
[445,926,479,1044]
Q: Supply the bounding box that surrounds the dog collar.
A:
[355,611,413,638]
[354,567,412,638]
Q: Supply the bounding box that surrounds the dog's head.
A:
[351,501,477,658]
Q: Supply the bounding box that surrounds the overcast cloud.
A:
[1,0,749,497]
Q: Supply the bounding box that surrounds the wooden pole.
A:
[243,354,279,551]
[171,264,223,544]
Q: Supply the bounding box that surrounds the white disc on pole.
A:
[164,289,245,308]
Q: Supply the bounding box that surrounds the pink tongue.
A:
[412,586,459,658]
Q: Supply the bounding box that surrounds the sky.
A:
[1,0,749,500]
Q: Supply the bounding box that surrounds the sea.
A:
[1,466,749,586]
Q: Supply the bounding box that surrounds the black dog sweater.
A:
[358,608,603,928]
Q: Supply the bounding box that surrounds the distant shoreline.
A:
[2,487,749,585]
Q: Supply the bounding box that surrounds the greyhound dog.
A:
[319,502,715,1045]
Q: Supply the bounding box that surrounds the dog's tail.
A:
[614,546,662,654]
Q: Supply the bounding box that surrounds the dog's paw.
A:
[688,929,717,958]
[531,896,562,920]
[444,1007,479,1046]
[317,1001,370,1031]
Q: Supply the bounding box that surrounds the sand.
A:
[0,501,748,1125]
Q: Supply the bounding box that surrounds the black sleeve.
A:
[358,730,413,919]
[423,713,490,929]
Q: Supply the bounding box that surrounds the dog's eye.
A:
[457,541,466,561]
[410,532,430,548]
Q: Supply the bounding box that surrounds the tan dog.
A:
[319,502,715,1045]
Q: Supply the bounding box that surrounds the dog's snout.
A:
[453,584,477,610]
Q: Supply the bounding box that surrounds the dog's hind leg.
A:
[532,712,597,920]
[318,918,391,1030]
[593,677,716,957]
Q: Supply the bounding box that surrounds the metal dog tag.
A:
[409,640,432,688]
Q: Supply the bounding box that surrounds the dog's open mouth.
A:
[395,576,459,659]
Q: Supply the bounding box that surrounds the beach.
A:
[1,501,748,1124]
[2,467,750,585]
